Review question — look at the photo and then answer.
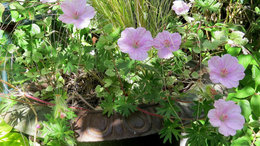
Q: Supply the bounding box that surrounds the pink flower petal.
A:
[59,0,96,29]
[225,114,245,130]
[208,54,245,88]
[154,31,181,59]
[219,123,236,136]
[158,49,173,59]
[129,50,148,61]
[81,6,96,19]
[60,2,75,17]
[159,50,173,59]
[219,79,239,88]
[208,56,222,71]
[213,99,226,108]
[58,14,76,24]
[222,54,239,70]
[117,27,153,61]
[208,99,245,137]
[208,109,221,127]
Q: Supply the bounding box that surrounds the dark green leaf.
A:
[238,55,252,69]
[105,69,115,77]
[231,136,250,146]
[238,100,251,121]
[252,65,260,88]
[235,86,255,98]
[250,94,260,117]
[225,44,241,56]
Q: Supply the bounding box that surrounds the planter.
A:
[74,104,162,142]
[1,95,199,144]
[1,103,163,142]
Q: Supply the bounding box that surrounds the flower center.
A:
[133,41,140,49]
[220,68,228,77]
[73,11,79,19]
[177,7,184,12]
[164,40,171,48]
[220,114,228,121]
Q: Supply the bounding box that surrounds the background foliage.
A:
[0,0,259,145]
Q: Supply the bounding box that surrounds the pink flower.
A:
[60,112,66,119]
[40,0,57,3]
[153,31,181,59]
[117,27,153,61]
[208,99,245,136]
[208,54,245,88]
[172,0,190,15]
[58,0,96,29]
[36,124,41,129]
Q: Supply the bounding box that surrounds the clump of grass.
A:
[89,0,173,36]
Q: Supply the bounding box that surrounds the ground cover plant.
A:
[0,0,259,145]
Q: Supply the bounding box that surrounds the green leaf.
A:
[31,24,41,36]
[110,27,120,39]
[238,55,252,69]
[159,120,181,144]
[229,31,248,46]
[213,30,228,42]
[46,86,53,91]
[235,86,255,98]
[191,72,199,79]
[105,69,115,77]
[104,60,113,69]
[101,96,114,117]
[0,118,13,138]
[104,78,113,87]
[41,68,50,75]
[32,52,43,62]
[10,2,25,11]
[256,138,260,146]
[252,65,260,88]
[115,98,137,117]
[225,44,241,56]
[248,120,260,128]
[238,100,251,121]
[103,24,113,34]
[231,136,251,146]
[8,4,19,21]
[250,94,260,117]
[7,44,18,53]
[202,40,219,50]
[193,47,201,53]
[0,3,5,23]
[95,85,103,93]
[256,7,260,14]
[226,93,237,101]
[0,132,29,146]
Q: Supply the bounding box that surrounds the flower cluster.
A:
[117,27,182,61]
[208,99,245,136]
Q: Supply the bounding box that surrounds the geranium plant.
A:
[0,0,259,145]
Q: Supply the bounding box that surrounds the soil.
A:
[25,69,103,110]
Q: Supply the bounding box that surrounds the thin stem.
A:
[110,51,126,96]
[167,96,185,130]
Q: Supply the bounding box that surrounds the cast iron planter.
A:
[1,103,163,142]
